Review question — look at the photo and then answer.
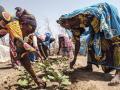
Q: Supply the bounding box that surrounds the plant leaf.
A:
[18,79,29,86]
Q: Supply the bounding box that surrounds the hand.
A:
[70,60,76,69]
[57,52,59,55]
[34,46,38,50]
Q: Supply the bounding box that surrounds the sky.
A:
[0,0,120,37]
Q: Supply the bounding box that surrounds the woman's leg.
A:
[109,45,120,85]
[20,54,46,88]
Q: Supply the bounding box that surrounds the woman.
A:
[57,34,73,60]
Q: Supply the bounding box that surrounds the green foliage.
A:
[37,57,71,89]
[17,70,32,87]
[17,57,71,89]
[18,79,29,87]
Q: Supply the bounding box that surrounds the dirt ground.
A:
[0,56,120,90]
[69,56,120,90]
[0,61,21,90]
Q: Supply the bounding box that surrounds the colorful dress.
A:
[0,5,35,66]
[58,34,73,59]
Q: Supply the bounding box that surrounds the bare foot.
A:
[33,77,46,89]
[13,65,21,70]
[108,74,120,86]
[70,60,75,69]
[37,81,46,89]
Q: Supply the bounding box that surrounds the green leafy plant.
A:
[17,57,71,89]
[17,70,32,87]
[37,57,71,89]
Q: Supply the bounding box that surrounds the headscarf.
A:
[15,7,24,18]
[58,34,73,48]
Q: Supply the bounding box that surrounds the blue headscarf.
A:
[60,2,120,57]
[43,32,52,48]
[61,2,120,39]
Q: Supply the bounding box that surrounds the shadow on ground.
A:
[64,67,113,84]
